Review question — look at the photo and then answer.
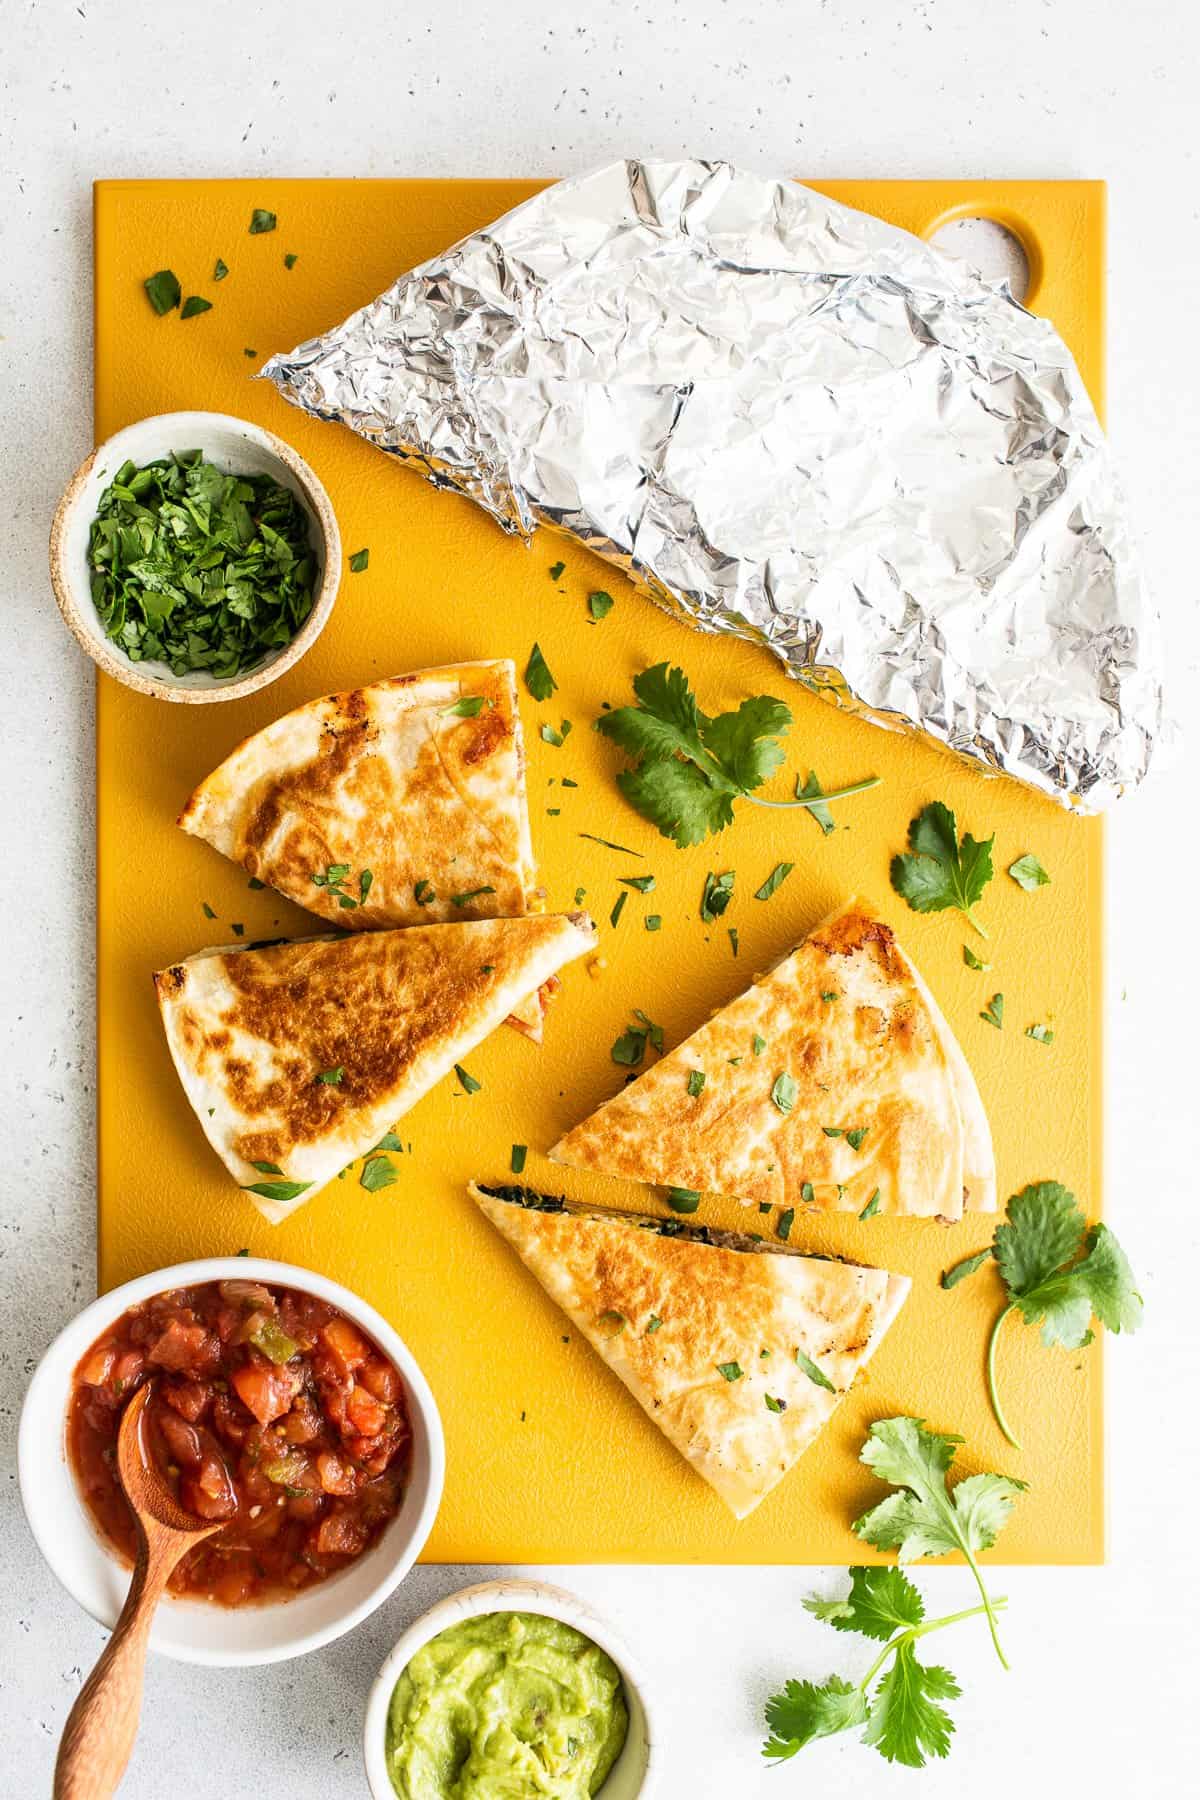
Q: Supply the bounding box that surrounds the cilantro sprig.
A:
[595,663,877,847]
[941,1182,1142,1449]
[890,802,994,937]
[764,1420,1021,1771]
[764,1565,1001,1770]
[853,1416,1023,1669]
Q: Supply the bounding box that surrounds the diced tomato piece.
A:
[359,1357,401,1404]
[211,1389,253,1447]
[147,1319,219,1374]
[280,1392,323,1445]
[114,1350,145,1388]
[181,1451,238,1521]
[78,1345,116,1387]
[162,1379,211,1423]
[319,1316,369,1376]
[315,1509,367,1558]
[156,1409,203,1468]
[316,1451,357,1497]
[345,1385,388,1437]
[231,1356,297,1425]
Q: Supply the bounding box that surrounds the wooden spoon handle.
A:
[54,1536,180,1800]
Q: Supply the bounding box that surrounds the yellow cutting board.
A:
[94,178,1106,1564]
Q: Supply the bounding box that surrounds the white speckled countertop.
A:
[3,1,1199,1792]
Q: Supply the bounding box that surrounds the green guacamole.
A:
[385,1610,629,1799]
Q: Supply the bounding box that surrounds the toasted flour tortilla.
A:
[179,660,548,1039]
[471,1183,910,1518]
[155,913,596,1222]
[550,898,993,1220]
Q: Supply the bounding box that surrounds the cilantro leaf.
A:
[854,1416,1023,1667]
[795,769,835,835]
[242,1179,310,1204]
[701,695,791,792]
[618,753,735,847]
[249,208,276,234]
[349,548,369,573]
[771,1071,797,1114]
[525,641,558,702]
[666,1187,701,1214]
[804,1565,925,1642]
[700,869,734,921]
[890,801,994,937]
[180,295,212,319]
[144,269,181,314]
[940,1246,994,1289]
[1008,853,1050,891]
[795,1347,835,1392]
[755,861,794,901]
[596,663,802,847]
[863,1643,959,1767]
[611,1009,664,1067]
[359,1155,397,1193]
[763,1676,868,1760]
[963,944,990,971]
[588,590,614,621]
[980,993,1004,1029]
[1026,1022,1054,1044]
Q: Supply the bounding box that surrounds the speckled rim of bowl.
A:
[363,1577,659,1800]
[18,1256,444,1667]
[48,410,341,703]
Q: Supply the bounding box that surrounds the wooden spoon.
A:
[55,1382,222,1800]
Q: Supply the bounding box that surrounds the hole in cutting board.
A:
[928,216,1030,303]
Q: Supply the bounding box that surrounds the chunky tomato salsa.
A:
[67,1278,411,1606]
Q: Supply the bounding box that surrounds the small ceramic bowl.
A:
[364,1578,658,1800]
[48,411,340,702]
[18,1256,444,1667]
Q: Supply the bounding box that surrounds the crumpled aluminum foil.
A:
[263,159,1164,809]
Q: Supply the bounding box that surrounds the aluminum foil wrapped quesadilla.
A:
[550,898,994,1222]
[263,159,1163,810]
[471,1183,909,1518]
[155,913,596,1222]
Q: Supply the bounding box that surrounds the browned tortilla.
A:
[155,913,596,1222]
[549,897,994,1219]
[471,1182,909,1517]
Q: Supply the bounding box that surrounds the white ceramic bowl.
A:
[363,1578,658,1800]
[18,1257,443,1667]
[48,411,340,702]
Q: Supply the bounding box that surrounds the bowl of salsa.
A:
[18,1258,444,1665]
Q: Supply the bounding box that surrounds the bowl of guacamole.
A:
[364,1580,656,1800]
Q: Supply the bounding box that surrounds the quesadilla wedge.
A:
[550,898,994,1220]
[178,660,549,1040]
[470,1182,910,1518]
[155,912,596,1223]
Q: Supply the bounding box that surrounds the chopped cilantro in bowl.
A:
[87,451,316,677]
[51,412,340,702]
